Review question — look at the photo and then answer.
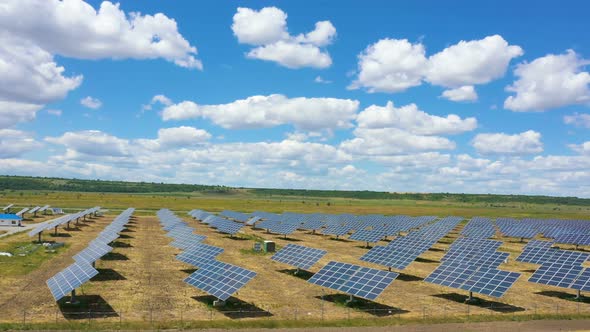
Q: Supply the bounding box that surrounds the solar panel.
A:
[269,222,299,236]
[461,267,521,298]
[425,260,520,298]
[299,219,324,231]
[322,224,353,237]
[360,246,421,270]
[170,233,207,249]
[246,216,261,226]
[445,251,509,269]
[554,234,590,246]
[73,242,113,265]
[571,268,590,291]
[215,220,244,235]
[529,262,584,288]
[349,229,387,244]
[46,262,99,301]
[271,244,327,270]
[184,260,257,301]
[308,261,398,301]
[182,243,224,257]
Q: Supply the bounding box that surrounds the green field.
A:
[2,190,589,220]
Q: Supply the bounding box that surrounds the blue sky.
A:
[0,0,589,196]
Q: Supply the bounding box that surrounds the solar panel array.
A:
[348,229,388,244]
[159,209,257,301]
[496,218,538,240]
[47,262,99,301]
[461,217,495,239]
[271,244,327,270]
[360,217,461,270]
[184,260,257,301]
[425,260,520,298]
[46,208,134,301]
[308,261,399,300]
[29,206,101,238]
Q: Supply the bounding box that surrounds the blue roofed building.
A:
[0,214,22,226]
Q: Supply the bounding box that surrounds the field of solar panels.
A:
[1,204,590,329]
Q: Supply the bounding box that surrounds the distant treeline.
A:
[250,188,590,206]
[0,175,230,193]
[1,175,588,206]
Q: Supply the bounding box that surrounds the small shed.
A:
[0,214,22,226]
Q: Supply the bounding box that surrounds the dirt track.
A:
[192,319,590,331]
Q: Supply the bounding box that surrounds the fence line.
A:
[3,300,590,326]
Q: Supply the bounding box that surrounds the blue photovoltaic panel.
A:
[322,224,353,237]
[526,240,555,249]
[424,261,474,289]
[445,251,509,269]
[46,263,99,301]
[529,262,584,288]
[215,220,244,235]
[425,261,520,298]
[73,242,113,265]
[571,268,590,291]
[548,250,590,265]
[308,261,398,301]
[461,267,521,298]
[360,246,421,270]
[271,244,327,270]
[170,233,207,249]
[184,260,257,301]
[246,216,261,226]
[554,234,590,246]
[176,251,220,268]
[349,229,387,243]
[516,247,553,264]
[299,219,324,231]
[269,222,299,236]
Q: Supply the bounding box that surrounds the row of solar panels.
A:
[46,208,135,301]
[517,240,590,293]
[189,209,442,241]
[1,204,52,217]
[461,216,590,246]
[28,207,101,238]
[158,209,257,301]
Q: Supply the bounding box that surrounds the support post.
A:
[576,289,581,299]
[38,232,41,243]
[69,289,79,304]
[54,226,58,235]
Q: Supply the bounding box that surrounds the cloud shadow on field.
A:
[432,293,525,312]
[58,295,118,319]
[192,295,273,319]
[101,252,129,261]
[315,294,408,317]
[91,268,126,281]
[277,268,314,281]
[396,272,423,282]
[536,290,590,303]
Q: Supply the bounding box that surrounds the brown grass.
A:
[0,213,589,325]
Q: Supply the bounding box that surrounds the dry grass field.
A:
[0,210,589,329]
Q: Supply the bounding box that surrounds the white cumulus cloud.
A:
[162,94,359,131]
[349,35,522,96]
[472,130,543,155]
[441,86,478,102]
[0,129,42,158]
[232,7,336,69]
[504,50,590,112]
[80,96,102,109]
[0,0,202,69]
[564,113,590,128]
